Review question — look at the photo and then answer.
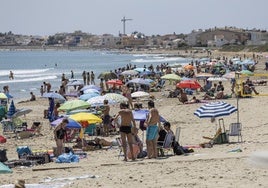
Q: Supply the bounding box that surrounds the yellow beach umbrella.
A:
[69,112,102,124]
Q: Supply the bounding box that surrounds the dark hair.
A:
[163,121,171,128]
[148,100,155,108]
[62,118,69,124]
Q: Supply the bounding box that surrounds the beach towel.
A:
[0,162,12,174]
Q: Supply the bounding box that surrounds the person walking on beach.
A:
[144,100,160,159]
[40,85,44,96]
[114,103,137,161]
[9,71,14,80]
[43,82,51,93]
[54,118,68,157]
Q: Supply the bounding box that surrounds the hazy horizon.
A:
[1,0,267,36]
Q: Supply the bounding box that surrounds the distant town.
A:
[0,26,268,51]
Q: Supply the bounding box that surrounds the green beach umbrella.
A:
[240,70,254,76]
[58,99,90,112]
[161,74,182,81]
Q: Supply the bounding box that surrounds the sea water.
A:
[0,50,191,100]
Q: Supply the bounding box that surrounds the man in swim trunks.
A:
[102,99,110,136]
[114,103,137,161]
[144,100,161,159]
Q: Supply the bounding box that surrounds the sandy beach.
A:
[1,50,268,188]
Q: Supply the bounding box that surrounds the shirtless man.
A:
[102,100,110,136]
[144,100,161,159]
[114,103,137,161]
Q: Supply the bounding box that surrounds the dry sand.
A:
[0,51,268,188]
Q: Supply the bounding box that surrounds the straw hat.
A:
[14,179,25,188]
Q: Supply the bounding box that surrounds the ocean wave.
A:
[0,75,57,84]
[0,68,53,76]
[131,57,187,63]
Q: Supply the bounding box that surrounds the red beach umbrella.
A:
[176,80,201,89]
[106,79,123,86]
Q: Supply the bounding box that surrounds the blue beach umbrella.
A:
[79,92,100,101]
[127,78,154,86]
[50,117,81,129]
[7,100,16,118]
[194,101,237,118]
[80,85,101,92]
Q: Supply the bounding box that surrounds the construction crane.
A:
[121,16,132,35]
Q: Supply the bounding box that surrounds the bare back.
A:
[103,104,110,116]
[147,108,160,125]
[119,109,134,126]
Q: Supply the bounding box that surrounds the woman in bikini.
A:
[54,118,69,157]
[114,103,137,161]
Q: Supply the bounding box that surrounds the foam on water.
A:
[0,68,53,76]
[0,75,57,84]
[131,57,188,63]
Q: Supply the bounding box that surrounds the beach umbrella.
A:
[120,70,139,76]
[50,117,81,129]
[222,72,236,79]
[131,91,150,98]
[82,88,100,94]
[12,108,32,118]
[80,85,101,92]
[194,101,237,118]
[87,96,116,107]
[79,92,100,101]
[176,80,201,89]
[69,112,102,124]
[98,72,118,80]
[66,109,99,115]
[67,80,84,86]
[161,74,181,81]
[106,79,123,86]
[196,73,214,79]
[103,93,128,103]
[139,71,153,76]
[0,93,7,99]
[58,100,90,112]
[239,70,254,76]
[240,59,255,65]
[127,78,154,86]
[6,100,16,118]
[207,77,228,81]
[184,65,195,70]
[42,92,66,101]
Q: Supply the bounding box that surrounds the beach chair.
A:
[174,127,181,144]
[227,123,242,143]
[157,132,174,157]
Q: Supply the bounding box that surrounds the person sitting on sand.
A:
[185,96,200,104]
[178,88,188,104]
[203,88,225,100]
[245,78,259,95]
[30,92,36,101]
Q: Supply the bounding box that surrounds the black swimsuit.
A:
[119,126,132,134]
[56,128,66,139]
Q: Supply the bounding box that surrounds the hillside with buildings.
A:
[0,27,268,51]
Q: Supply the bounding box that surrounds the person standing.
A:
[71,70,74,79]
[86,72,90,85]
[102,99,110,136]
[114,103,137,161]
[90,71,95,85]
[82,71,86,85]
[40,85,44,96]
[144,100,161,159]
[121,84,134,109]
[43,82,51,93]
[54,118,68,157]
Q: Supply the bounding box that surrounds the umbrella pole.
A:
[236,73,240,123]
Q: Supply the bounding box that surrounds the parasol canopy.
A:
[58,100,90,112]
[194,101,237,118]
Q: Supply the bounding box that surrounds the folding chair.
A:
[157,132,174,156]
[227,123,242,142]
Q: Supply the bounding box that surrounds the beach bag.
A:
[0,149,8,162]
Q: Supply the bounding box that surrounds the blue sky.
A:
[1,0,267,36]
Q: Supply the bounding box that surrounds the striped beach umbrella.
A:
[194,101,237,118]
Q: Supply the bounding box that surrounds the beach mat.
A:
[0,162,12,174]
